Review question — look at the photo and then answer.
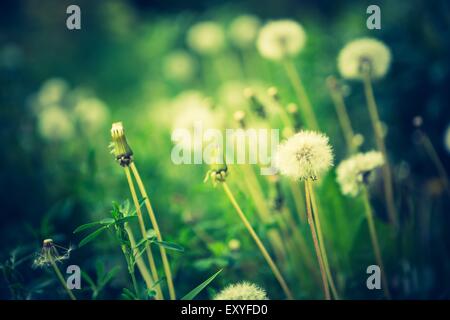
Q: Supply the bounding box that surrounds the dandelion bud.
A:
[111,122,133,167]
[233,110,246,128]
[228,239,241,251]
[267,86,280,101]
[214,282,268,300]
[244,88,266,118]
[412,116,423,128]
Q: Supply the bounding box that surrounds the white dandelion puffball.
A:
[74,97,109,133]
[214,282,268,300]
[229,15,261,48]
[257,20,306,61]
[171,91,222,151]
[338,38,391,80]
[163,50,196,82]
[38,106,74,141]
[275,130,333,180]
[336,150,384,197]
[37,78,69,107]
[187,21,225,55]
[444,124,450,154]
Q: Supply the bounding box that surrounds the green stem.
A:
[328,82,357,154]
[362,72,398,229]
[130,163,176,300]
[362,186,391,299]
[283,59,319,130]
[222,181,294,300]
[49,255,76,300]
[420,133,450,195]
[304,180,330,299]
[307,180,340,300]
[124,166,164,300]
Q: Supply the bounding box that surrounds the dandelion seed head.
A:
[37,78,69,107]
[74,97,110,133]
[214,282,268,300]
[187,21,225,55]
[33,239,71,268]
[338,38,391,80]
[275,130,333,180]
[257,20,306,61]
[336,150,384,197]
[38,106,74,141]
[163,50,196,82]
[229,15,261,48]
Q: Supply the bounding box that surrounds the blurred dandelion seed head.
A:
[336,150,384,197]
[38,106,74,141]
[37,78,69,107]
[187,21,225,55]
[214,282,268,300]
[338,38,391,80]
[275,130,333,180]
[257,20,306,61]
[74,97,110,133]
[229,15,261,49]
[163,50,197,82]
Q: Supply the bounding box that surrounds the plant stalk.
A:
[222,181,294,299]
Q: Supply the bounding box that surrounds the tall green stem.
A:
[328,80,357,154]
[124,166,164,300]
[362,72,398,228]
[48,255,76,300]
[304,180,330,299]
[222,181,294,300]
[307,180,340,300]
[362,186,391,299]
[130,163,176,300]
[283,59,319,130]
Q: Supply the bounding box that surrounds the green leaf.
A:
[181,269,222,300]
[99,266,120,289]
[73,221,102,234]
[121,288,137,300]
[78,226,109,248]
[152,240,184,253]
[115,215,137,225]
[100,218,115,225]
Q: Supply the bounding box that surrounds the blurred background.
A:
[0,0,449,299]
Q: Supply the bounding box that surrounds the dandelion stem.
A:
[327,80,356,154]
[124,166,164,300]
[362,71,398,228]
[307,180,340,300]
[362,186,391,299]
[130,163,176,300]
[222,181,294,299]
[48,255,76,300]
[420,133,450,195]
[283,59,319,130]
[289,180,306,224]
[240,164,287,262]
[304,180,330,300]
[125,225,156,294]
